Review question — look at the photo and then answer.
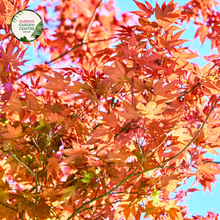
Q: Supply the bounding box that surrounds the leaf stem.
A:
[113,121,132,139]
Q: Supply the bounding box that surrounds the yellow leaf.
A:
[204,145,219,155]
[136,101,156,115]
[0,188,9,204]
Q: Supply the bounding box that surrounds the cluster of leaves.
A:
[0,0,220,219]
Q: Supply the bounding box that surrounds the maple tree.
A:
[1,0,220,219]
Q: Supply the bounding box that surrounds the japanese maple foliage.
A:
[0,0,220,219]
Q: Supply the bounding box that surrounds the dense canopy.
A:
[0,0,220,219]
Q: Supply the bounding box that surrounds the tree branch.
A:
[113,121,133,139]
[67,54,146,220]
[0,202,17,213]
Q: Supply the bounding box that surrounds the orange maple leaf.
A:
[103,61,126,84]
[46,154,61,179]
[98,111,117,128]
[2,91,23,112]
[0,124,22,139]
[195,24,209,44]
[197,162,220,182]
[62,143,89,166]
[133,0,153,18]
[155,1,182,29]
[42,71,70,92]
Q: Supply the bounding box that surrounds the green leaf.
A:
[31,20,43,38]
[33,118,45,131]
[20,36,29,42]
[151,187,160,205]
[145,207,154,215]
[81,172,93,183]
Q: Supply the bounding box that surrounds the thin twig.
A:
[177,83,201,100]
[0,135,36,177]
[16,37,110,80]
[82,0,102,44]
[0,202,17,212]
[114,121,133,139]
[47,101,91,146]
[67,158,144,219]
[67,41,146,220]
[132,95,220,177]
[0,135,39,202]
[162,95,220,164]
[134,120,143,159]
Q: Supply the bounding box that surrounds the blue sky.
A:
[18,0,220,218]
